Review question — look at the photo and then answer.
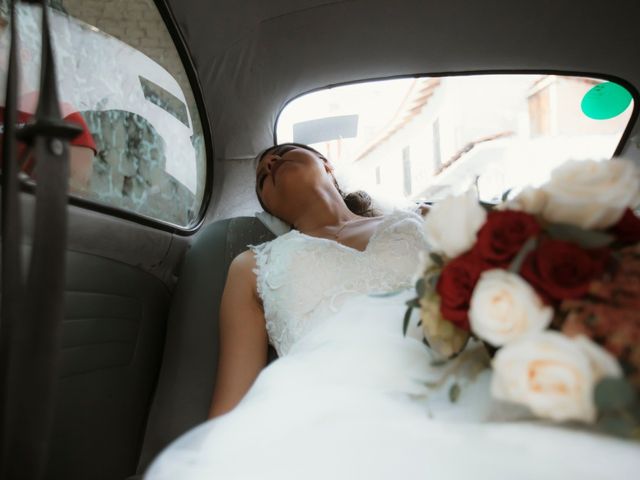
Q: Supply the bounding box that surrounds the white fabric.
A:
[255,210,292,236]
[146,209,640,480]
[251,210,426,355]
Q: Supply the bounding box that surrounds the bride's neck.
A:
[290,188,358,234]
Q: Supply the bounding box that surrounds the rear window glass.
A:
[276,75,635,203]
[0,1,207,228]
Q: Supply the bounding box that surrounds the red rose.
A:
[436,251,487,330]
[474,211,540,266]
[609,208,640,244]
[520,239,610,303]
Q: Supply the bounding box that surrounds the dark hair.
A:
[255,143,378,218]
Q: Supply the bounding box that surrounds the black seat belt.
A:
[0,1,82,479]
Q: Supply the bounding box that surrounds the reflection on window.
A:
[432,118,441,171]
[276,75,634,204]
[82,110,196,225]
[0,0,207,227]
[139,76,190,128]
[402,146,411,196]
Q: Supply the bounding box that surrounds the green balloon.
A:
[581,82,633,120]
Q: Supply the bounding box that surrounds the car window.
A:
[276,75,635,203]
[0,0,207,228]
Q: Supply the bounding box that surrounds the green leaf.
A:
[449,383,461,403]
[402,307,413,336]
[594,377,637,411]
[415,277,426,298]
[405,298,420,308]
[429,253,444,267]
[501,188,512,203]
[479,201,495,212]
[546,223,614,248]
[597,414,635,438]
[368,289,404,298]
[426,273,440,290]
[508,236,538,274]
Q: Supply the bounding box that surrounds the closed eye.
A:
[258,172,267,190]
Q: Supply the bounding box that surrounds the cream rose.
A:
[420,294,470,358]
[539,159,640,229]
[491,332,622,423]
[469,270,552,346]
[423,188,487,258]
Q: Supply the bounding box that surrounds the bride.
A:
[146,144,640,479]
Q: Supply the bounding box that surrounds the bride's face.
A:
[256,145,333,217]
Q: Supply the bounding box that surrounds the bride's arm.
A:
[208,250,269,418]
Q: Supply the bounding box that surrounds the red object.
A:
[521,239,610,303]
[609,208,640,244]
[0,105,97,175]
[436,251,487,331]
[473,210,540,267]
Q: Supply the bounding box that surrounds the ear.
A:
[324,162,335,174]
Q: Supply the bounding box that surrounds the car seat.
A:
[132,216,276,476]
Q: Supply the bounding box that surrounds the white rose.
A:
[540,159,640,229]
[469,270,552,347]
[573,335,622,379]
[423,188,487,258]
[491,332,622,423]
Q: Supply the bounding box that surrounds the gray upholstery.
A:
[166,0,640,164]
[136,216,275,473]
[43,248,170,480]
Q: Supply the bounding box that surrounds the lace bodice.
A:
[250,209,428,356]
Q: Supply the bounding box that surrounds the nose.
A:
[265,154,281,172]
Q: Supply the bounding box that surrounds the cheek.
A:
[259,184,280,212]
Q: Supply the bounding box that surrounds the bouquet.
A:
[406,158,640,438]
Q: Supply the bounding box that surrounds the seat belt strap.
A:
[0,1,24,465]
[1,1,81,479]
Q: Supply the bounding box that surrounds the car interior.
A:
[0,0,639,479]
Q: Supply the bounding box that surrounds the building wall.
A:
[62,0,189,101]
[355,84,447,200]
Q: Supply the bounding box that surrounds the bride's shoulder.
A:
[229,250,258,277]
[225,250,261,299]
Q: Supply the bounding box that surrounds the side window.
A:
[276,75,635,204]
[0,0,207,228]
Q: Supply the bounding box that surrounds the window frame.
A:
[13,0,214,235]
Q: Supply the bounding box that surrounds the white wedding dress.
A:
[146,210,640,480]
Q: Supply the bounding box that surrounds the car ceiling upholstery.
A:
[166,0,640,160]
[165,0,640,220]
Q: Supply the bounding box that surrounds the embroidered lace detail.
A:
[250,209,428,357]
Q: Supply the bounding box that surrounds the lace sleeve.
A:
[248,241,271,308]
[248,239,290,356]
